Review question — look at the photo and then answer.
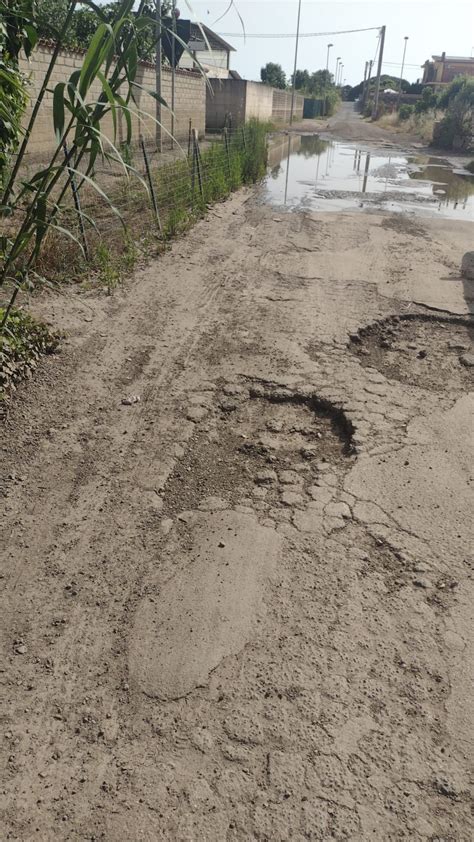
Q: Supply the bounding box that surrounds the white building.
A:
[179,23,237,79]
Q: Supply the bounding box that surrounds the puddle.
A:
[263,134,474,219]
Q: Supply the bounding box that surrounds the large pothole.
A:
[349,314,473,392]
[164,381,355,518]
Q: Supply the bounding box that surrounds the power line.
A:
[217,26,382,39]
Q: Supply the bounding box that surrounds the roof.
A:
[189,23,236,53]
[431,55,474,62]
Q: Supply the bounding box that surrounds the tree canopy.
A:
[291,68,334,96]
[36,1,172,61]
[260,62,286,89]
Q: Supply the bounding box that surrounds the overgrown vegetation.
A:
[368,75,473,150]
[292,68,340,116]
[0,0,36,190]
[0,306,59,405]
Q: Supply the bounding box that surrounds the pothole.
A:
[163,382,355,517]
[349,314,473,392]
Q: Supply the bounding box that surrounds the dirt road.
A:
[1,106,473,840]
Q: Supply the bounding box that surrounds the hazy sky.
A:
[182,0,474,85]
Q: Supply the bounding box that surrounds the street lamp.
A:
[335,56,341,85]
[324,42,333,115]
[338,63,344,87]
[397,36,409,109]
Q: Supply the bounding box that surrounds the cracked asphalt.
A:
[1,112,473,840]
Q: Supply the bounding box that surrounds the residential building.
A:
[179,24,236,78]
[422,53,474,87]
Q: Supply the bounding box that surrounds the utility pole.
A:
[361,60,368,107]
[397,36,409,110]
[372,25,386,119]
[289,0,302,125]
[155,0,162,152]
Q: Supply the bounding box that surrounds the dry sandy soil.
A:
[1,106,473,840]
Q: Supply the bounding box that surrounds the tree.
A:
[36,0,172,61]
[260,62,286,89]
[292,69,310,91]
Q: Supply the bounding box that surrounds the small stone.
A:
[447,340,468,351]
[417,349,427,359]
[459,353,474,367]
[219,399,238,413]
[121,395,140,406]
[160,518,173,535]
[413,578,431,589]
[14,643,27,655]
[255,469,278,485]
[349,333,361,344]
[301,446,317,460]
[218,541,226,548]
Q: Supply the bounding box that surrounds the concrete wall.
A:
[19,41,206,162]
[206,79,304,129]
[272,89,304,123]
[245,82,274,121]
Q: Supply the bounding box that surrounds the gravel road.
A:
[1,105,473,841]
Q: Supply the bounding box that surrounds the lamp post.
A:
[338,63,344,87]
[335,56,341,86]
[397,36,409,110]
[324,42,333,115]
[290,0,303,125]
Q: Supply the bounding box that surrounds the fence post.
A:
[192,129,204,203]
[223,127,232,183]
[187,118,192,159]
[140,134,162,236]
[62,141,89,261]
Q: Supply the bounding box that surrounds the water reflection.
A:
[264,134,474,220]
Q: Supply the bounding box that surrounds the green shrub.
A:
[399,104,415,121]
[0,308,59,403]
[466,160,474,173]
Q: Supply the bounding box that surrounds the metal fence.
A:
[34,121,267,284]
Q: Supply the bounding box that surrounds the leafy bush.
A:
[0,307,59,403]
[399,104,415,121]
[466,160,474,174]
[434,76,474,149]
[415,87,437,114]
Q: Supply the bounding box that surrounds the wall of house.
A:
[206,79,304,129]
[180,48,229,71]
[18,41,206,162]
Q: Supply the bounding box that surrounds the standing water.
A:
[263,134,474,220]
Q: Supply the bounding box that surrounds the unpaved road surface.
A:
[1,107,473,840]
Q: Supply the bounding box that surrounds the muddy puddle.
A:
[263,133,474,219]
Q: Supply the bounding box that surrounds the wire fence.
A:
[33,120,268,286]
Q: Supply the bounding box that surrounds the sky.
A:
[179,0,474,85]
